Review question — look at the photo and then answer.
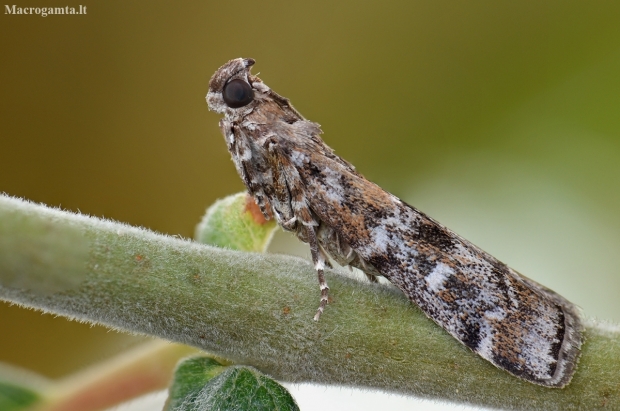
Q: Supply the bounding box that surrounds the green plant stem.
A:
[0,194,618,410]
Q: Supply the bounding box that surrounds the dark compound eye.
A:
[222,79,254,108]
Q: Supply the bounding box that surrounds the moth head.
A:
[206,58,259,114]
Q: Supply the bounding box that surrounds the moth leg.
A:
[253,192,273,221]
[223,121,273,221]
[264,136,299,229]
[316,223,377,282]
[280,216,297,230]
[364,273,379,283]
[306,225,329,321]
[265,142,330,317]
[362,271,379,284]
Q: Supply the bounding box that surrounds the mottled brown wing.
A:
[282,142,582,387]
[206,57,582,387]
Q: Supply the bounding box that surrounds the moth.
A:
[206,58,583,387]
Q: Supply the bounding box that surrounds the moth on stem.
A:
[206,58,583,388]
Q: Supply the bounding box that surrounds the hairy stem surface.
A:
[0,194,618,410]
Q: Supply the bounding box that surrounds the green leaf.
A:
[165,357,299,411]
[195,192,277,252]
[0,364,46,411]
[0,382,40,411]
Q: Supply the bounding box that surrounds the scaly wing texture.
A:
[208,59,582,387]
[271,128,582,387]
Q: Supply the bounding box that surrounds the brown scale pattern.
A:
[206,57,583,388]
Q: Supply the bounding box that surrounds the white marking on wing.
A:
[521,303,560,378]
[290,149,307,167]
[425,262,454,292]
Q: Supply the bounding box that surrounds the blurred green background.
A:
[1,0,619,381]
